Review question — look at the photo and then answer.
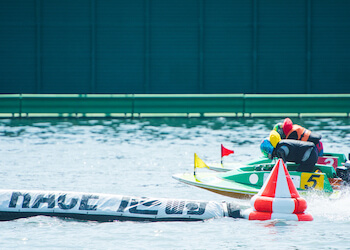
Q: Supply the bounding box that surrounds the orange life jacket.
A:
[285,125,311,141]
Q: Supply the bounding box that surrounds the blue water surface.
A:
[0,117,350,249]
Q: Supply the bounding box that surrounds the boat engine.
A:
[336,160,350,184]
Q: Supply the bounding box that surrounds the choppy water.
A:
[1,117,350,249]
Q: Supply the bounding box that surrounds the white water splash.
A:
[306,187,350,222]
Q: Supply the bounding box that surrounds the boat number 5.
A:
[304,174,320,189]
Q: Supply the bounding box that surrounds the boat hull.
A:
[174,152,347,199]
[173,173,260,199]
[173,165,337,199]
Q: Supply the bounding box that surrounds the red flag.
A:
[221,144,234,158]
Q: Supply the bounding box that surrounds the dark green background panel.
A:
[96,55,144,93]
[0,0,349,94]
[311,0,350,94]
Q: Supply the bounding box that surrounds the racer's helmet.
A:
[273,122,285,139]
[260,138,274,158]
[282,118,293,136]
[269,130,281,148]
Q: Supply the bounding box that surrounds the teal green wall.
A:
[0,0,349,94]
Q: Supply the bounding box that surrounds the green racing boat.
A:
[173,153,350,199]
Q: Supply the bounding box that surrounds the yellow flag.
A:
[194,153,209,170]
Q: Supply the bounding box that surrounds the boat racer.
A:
[260,131,319,172]
[273,117,323,156]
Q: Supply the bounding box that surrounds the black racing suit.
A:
[271,139,319,172]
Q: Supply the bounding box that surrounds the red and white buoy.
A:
[242,159,313,221]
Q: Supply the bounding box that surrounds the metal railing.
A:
[0,94,349,118]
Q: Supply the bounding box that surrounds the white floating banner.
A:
[0,190,237,222]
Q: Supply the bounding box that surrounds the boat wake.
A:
[306,186,350,222]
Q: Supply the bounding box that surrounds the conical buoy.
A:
[242,159,313,221]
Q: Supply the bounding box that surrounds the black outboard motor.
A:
[226,202,243,219]
[336,160,350,184]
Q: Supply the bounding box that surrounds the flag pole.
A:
[194,153,197,179]
[221,144,223,165]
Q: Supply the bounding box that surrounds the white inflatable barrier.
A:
[0,190,242,222]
